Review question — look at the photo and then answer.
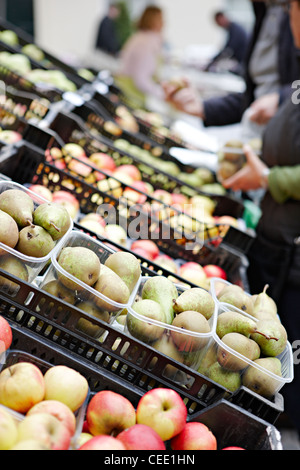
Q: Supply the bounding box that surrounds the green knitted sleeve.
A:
[268,166,300,204]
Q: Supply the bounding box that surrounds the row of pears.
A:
[200,282,288,399]
[41,248,142,337]
[0,188,72,292]
[126,277,216,373]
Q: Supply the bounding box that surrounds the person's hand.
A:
[222,144,269,192]
[249,92,280,125]
[162,79,204,118]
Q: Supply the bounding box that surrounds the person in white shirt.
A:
[115,5,165,107]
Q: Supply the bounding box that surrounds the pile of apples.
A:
[77,387,241,451]
[44,143,239,237]
[130,239,227,290]
[0,360,89,450]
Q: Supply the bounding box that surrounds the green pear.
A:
[57,246,101,291]
[76,301,110,338]
[0,189,34,227]
[217,332,261,371]
[42,280,77,305]
[142,276,178,324]
[93,265,131,311]
[217,285,253,315]
[207,362,242,392]
[16,225,55,258]
[104,251,141,293]
[151,332,184,378]
[251,319,288,357]
[171,310,211,352]
[126,299,165,343]
[252,284,278,319]
[197,345,218,376]
[33,203,71,241]
[0,210,19,254]
[173,288,215,320]
[242,357,282,398]
[216,310,257,339]
[0,255,28,293]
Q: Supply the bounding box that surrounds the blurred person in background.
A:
[221,0,300,441]
[163,0,299,129]
[95,3,122,56]
[205,10,249,75]
[115,5,165,108]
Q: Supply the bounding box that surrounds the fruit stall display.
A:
[0,23,294,451]
[0,139,250,293]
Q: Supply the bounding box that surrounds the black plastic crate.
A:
[47,109,247,221]
[188,399,283,450]
[0,143,250,290]
[0,270,228,413]
[0,109,64,150]
[0,140,245,256]
[7,327,144,408]
[0,269,284,426]
[0,86,51,122]
[74,221,249,292]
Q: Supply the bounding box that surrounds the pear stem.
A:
[50,221,60,232]
[255,330,279,341]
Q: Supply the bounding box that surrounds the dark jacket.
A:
[203,3,300,127]
[207,21,249,66]
[247,52,300,296]
[95,16,120,55]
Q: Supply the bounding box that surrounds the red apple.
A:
[131,240,159,260]
[130,247,153,260]
[222,446,245,450]
[68,154,92,178]
[0,130,22,144]
[131,181,152,194]
[0,315,13,353]
[136,388,187,441]
[180,262,203,273]
[80,213,106,227]
[154,254,178,274]
[123,187,147,205]
[52,191,79,207]
[43,365,89,413]
[152,189,173,205]
[203,264,227,280]
[17,413,71,450]
[117,424,166,450]
[115,164,141,181]
[171,193,189,209]
[79,435,126,450]
[27,399,77,437]
[0,362,45,413]
[45,147,63,161]
[171,422,217,450]
[28,185,53,202]
[89,153,117,173]
[112,170,134,186]
[86,390,136,437]
[62,143,85,159]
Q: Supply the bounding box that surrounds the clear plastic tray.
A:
[125,276,217,377]
[202,281,294,398]
[0,180,73,286]
[39,230,142,329]
[0,349,89,449]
